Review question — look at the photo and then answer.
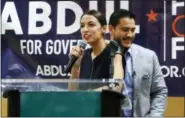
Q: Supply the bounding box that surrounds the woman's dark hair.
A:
[81,10,107,26]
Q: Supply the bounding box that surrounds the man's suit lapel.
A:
[130,44,142,115]
[131,44,141,93]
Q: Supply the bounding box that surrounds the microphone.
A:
[110,40,120,48]
[65,40,87,73]
[109,40,123,55]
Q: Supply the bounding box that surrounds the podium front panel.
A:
[20,91,101,117]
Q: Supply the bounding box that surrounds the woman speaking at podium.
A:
[68,10,124,91]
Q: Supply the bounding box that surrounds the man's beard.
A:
[122,37,134,41]
[120,37,134,52]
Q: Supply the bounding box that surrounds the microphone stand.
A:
[109,48,115,78]
[108,40,123,90]
[108,48,116,90]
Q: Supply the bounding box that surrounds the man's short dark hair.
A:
[109,9,135,28]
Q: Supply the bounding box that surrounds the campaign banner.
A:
[1,0,184,96]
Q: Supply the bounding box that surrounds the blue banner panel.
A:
[1,0,184,96]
